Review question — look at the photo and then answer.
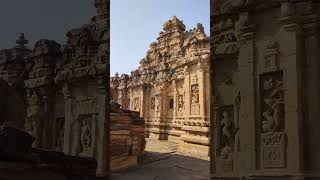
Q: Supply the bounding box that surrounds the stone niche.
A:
[111,16,211,156]
[211,0,320,179]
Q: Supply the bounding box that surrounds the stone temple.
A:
[111,16,211,156]
[0,0,145,178]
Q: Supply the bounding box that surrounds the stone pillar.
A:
[140,86,145,117]
[96,77,108,177]
[184,66,191,116]
[197,62,206,117]
[278,8,304,173]
[62,84,72,154]
[161,83,167,120]
[41,91,54,149]
[301,10,320,172]
[173,80,177,119]
[237,12,256,171]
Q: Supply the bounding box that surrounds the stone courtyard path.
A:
[110,139,210,180]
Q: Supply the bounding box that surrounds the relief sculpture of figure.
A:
[262,79,284,132]
[270,80,284,131]
[151,97,155,110]
[133,98,140,111]
[80,119,91,155]
[178,95,184,113]
[262,98,275,132]
[191,85,199,104]
[56,118,65,151]
[155,97,161,111]
[221,110,232,146]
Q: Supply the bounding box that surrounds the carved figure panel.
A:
[155,95,161,117]
[78,116,94,157]
[191,84,199,104]
[55,117,65,151]
[220,106,235,148]
[133,98,141,112]
[260,71,285,168]
[260,72,284,133]
[26,91,42,146]
[151,97,155,110]
[191,84,200,115]
[217,105,236,172]
[177,95,184,116]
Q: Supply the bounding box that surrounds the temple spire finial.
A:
[15,33,28,48]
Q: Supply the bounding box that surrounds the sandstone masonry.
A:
[111,16,211,156]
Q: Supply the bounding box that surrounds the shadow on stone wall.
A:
[0,79,26,130]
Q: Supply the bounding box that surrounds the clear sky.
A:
[0,0,95,49]
[111,0,210,76]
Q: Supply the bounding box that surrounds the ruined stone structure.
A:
[211,0,320,179]
[110,102,146,171]
[111,16,211,156]
[0,0,110,176]
[0,0,144,177]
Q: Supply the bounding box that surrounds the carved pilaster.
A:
[236,11,257,172]
[300,7,320,171]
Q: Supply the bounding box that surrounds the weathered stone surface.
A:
[111,16,211,157]
[110,109,146,171]
[0,0,113,177]
[211,0,320,179]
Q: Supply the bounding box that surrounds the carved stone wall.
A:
[111,16,211,156]
[0,0,111,177]
[211,0,320,179]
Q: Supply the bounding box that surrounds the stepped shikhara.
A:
[0,0,145,177]
[111,16,211,156]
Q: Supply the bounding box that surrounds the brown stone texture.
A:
[211,0,320,179]
[0,0,114,178]
[110,103,146,171]
[111,16,211,157]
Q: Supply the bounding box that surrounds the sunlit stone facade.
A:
[111,16,211,156]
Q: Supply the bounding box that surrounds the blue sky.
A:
[111,0,210,76]
[0,0,95,49]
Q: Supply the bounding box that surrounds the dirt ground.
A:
[110,139,210,180]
